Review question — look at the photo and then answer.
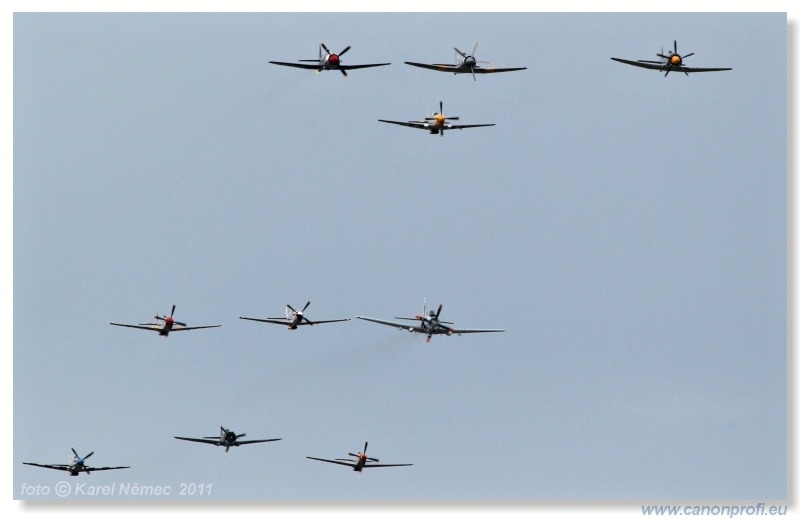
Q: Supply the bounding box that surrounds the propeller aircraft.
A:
[174,426,281,453]
[405,42,527,81]
[23,448,130,476]
[378,100,495,137]
[611,40,732,76]
[306,441,412,472]
[269,42,390,77]
[239,301,349,330]
[110,305,221,336]
[357,298,505,343]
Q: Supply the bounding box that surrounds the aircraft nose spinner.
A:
[670,54,682,65]
[329,54,340,66]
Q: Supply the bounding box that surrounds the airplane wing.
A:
[340,63,391,70]
[23,462,70,471]
[404,62,526,74]
[475,66,527,74]
[109,323,161,331]
[170,325,222,332]
[674,66,732,73]
[404,61,459,72]
[356,316,426,333]
[304,318,350,326]
[306,457,356,467]
[446,123,496,130]
[268,61,322,70]
[377,119,429,130]
[610,57,731,73]
[235,438,282,445]
[448,327,505,334]
[174,436,223,445]
[22,462,129,472]
[362,463,413,468]
[239,317,292,325]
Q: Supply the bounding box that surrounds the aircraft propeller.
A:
[72,448,94,473]
[154,304,187,326]
[347,441,380,462]
[455,42,491,81]
[420,101,461,137]
[657,40,695,76]
[287,301,313,324]
[321,42,352,76]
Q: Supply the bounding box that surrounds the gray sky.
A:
[9,4,790,513]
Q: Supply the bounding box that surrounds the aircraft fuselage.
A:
[152,316,175,336]
[352,455,368,472]
[286,316,301,329]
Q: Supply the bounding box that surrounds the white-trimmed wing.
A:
[449,327,505,334]
[445,123,495,130]
[362,463,413,468]
[377,119,429,130]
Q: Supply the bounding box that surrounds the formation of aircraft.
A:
[110,305,221,337]
[269,42,390,77]
[240,301,350,330]
[405,42,527,81]
[378,100,495,137]
[357,298,505,343]
[306,441,413,472]
[611,40,732,76]
[53,36,732,485]
[23,448,130,476]
[174,426,282,453]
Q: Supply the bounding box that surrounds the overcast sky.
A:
[7,3,794,519]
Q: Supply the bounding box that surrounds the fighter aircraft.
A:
[269,42,390,77]
[239,301,349,330]
[611,40,732,76]
[174,426,281,453]
[110,305,221,336]
[357,298,505,343]
[405,42,527,81]
[23,448,130,476]
[378,100,495,137]
[306,441,412,472]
